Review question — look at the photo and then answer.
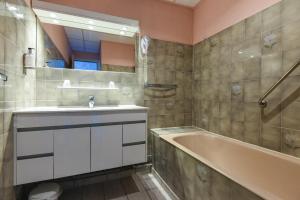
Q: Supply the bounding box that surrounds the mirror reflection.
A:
[35,7,138,73]
[42,25,136,73]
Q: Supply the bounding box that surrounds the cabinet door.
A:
[91,125,122,172]
[123,144,146,166]
[123,123,146,144]
[17,157,53,185]
[54,128,90,178]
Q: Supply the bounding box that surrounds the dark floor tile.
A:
[60,187,82,200]
[136,172,157,190]
[127,192,150,200]
[104,180,127,200]
[25,172,171,200]
[82,183,105,200]
[147,189,172,200]
[120,176,139,195]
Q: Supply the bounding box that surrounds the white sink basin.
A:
[14,105,148,114]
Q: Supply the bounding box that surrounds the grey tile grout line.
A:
[132,173,154,199]
[136,172,172,200]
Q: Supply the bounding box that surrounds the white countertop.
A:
[13,105,148,114]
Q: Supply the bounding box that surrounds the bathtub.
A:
[160,130,300,200]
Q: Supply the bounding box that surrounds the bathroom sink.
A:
[14,105,148,114]
[58,105,137,109]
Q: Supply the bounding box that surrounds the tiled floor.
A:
[60,172,177,200]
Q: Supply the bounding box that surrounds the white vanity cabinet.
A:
[122,123,146,166]
[13,107,147,185]
[91,125,122,171]
[16,130,54,185]
[54,128,90,178]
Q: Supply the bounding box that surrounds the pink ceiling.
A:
[40,0,280,45]
[41,0,194,45]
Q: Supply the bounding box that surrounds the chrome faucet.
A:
[89,95,95,108]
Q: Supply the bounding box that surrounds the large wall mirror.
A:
[34,0,139,73]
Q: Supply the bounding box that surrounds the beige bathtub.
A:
[160,130,300,200]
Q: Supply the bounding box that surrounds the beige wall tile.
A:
[244,58,261,80]
[282,20,300,51]
[231,180,262,200]
[282,128,300,157]
[281,0,300,25]
[281,76,300,102]
[262,3,281,31]
[244,122,260,145]
[282,100,300,130]
[231,121,245,140]
[261,126,281,151]
[231,21,246,44]
[261,52,283,78]
[282,47,300,76]
[244,80,260,103]
[0,35,4,65]
[210,171,231,200]
[245,13,262,40]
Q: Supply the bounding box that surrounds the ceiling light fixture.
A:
[32,6,139,37]
[7,5,17,11]
[50,13,57,18]
[15,13,24,19]
[238,51,243,54]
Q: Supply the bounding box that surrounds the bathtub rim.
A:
[159,130,300,200]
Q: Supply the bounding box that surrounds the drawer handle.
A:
[17,120,146,132]
[123,141,145,147]
[17,153,54,160]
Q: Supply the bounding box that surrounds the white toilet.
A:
[28,183,62,200]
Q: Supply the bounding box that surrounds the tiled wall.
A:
[35,67,144,107]
[0,0,42,199]
[145,39,193,129]
[193,0,300,158]
[143,39,193,158]
[102,64,135,73]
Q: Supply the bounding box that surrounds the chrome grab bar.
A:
[258,59,300,108]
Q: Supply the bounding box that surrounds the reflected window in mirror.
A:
[47,59,65,68]
[74,60,100,71]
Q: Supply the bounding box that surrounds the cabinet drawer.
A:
[123,123,146,144]
[17,157,53,185]
[17,130,53,157]
[122,144,146,166]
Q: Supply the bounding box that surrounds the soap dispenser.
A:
[24,48,36,69]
